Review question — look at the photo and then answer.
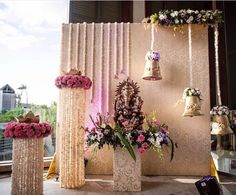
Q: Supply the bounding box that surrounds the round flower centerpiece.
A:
[3,111,53,195]
[55,69,92,90]
[55,68,92,189]
[182,87,203,117]
[210,106,233,135]
[142,50,162,80]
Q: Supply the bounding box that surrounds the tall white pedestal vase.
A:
[113,147,141,191]
[3,111,53,195]
[11,138,44,195]
[59,88,86,188]
[55,69,92,188]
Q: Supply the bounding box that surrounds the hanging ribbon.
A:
[114,22,118,79]
[188,24,193,87]
[90,23,95,103]
[150,24,155,51]
[67,23,73,72]
[126,22,130,78]
[106,23,111,113]
[214,24,222,106]
[120,22,124,74]
[75,24,80,71]
[99,23,104,113]
[82,22,87,75]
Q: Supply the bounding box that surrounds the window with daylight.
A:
[0,1,68,168]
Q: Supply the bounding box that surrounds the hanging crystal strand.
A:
[99,23,104,113]
[83,22,87,75]
[67,23,73,72]
[120,22,124,73]
[214,24,222,105]
[114,22,118,79]
[90,23,95,103]
[106,23,111,113]
[151,24,155,51]
[60,24,65,73]
[188,24,193,87]
[126,23,130,78]
[75,23,80,70]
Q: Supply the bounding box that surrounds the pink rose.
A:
[137,134,145,143]
[138,147,145,154]
[83,77,92,89]
[26,129,35,137]
[35,130,41,137]
[67,79,74,87]
[32,123,40,131]
[3,130,10,137]
[122,120,129,127]
[142,142,149,149]
[9,130,14,137]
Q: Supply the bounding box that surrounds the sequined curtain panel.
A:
[11,138,43,195]
[59,88,85,188]
[113,148,141,191]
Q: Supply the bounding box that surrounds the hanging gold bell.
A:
[142,60,162,80]
[182,96,203,117]
[211,115,233,135]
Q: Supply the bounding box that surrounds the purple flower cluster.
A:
[145,51,160,61]
[55,74,92,90]
[3,122,53,139]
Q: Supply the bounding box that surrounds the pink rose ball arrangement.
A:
[55,74,92,90]
[3,122,53,138]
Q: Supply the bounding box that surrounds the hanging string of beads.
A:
[126,22,130,78]
[90,23,95,103]
[106,23,111,113]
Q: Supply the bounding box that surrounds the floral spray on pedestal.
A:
[85,79,177,192]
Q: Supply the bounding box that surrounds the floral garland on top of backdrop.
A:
[3,111,53,138]
[55,69,92,90]
[142,9,223,27]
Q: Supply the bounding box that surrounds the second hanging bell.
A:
[142,50,162,80]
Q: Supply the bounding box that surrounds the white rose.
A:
[174,11,178,16]
[187,9,192,14]
[191,89,195,93]
[170,12,175,17]
[218,111,222,115]
[159,14,165,20]
[174,19,179,24]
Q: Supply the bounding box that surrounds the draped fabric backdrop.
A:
[57,23,210,176]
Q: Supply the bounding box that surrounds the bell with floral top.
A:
[210,106,233,135]
[182,87,203,117]
[142,50,162,80]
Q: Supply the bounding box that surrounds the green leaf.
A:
[167,135,175,162]
[115,131,136,161]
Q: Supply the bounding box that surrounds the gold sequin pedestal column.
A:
[11,138,44,195]
[59,88,85,188]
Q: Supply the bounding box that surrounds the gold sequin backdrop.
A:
[57,23,211,176]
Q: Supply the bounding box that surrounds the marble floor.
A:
[0,174,236,195]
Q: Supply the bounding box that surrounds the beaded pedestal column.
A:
[11,138,44,195]
[113,147,141,191]
[59,88,85,188]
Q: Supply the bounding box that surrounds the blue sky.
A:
[0,0,68,105]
